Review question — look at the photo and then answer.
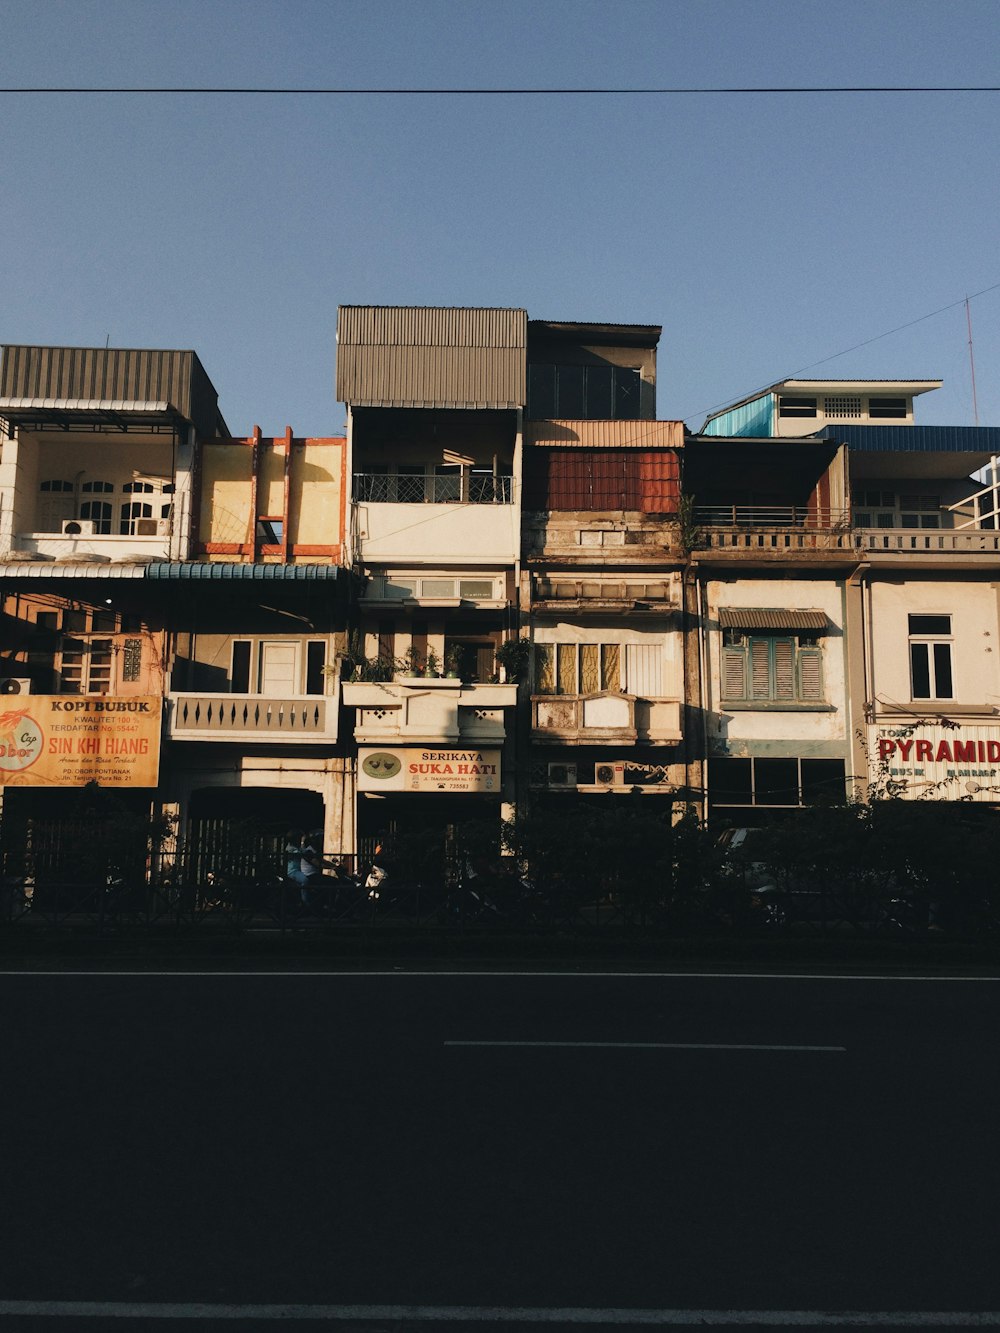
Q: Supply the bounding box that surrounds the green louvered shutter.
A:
[798,647,824,700]
[772,638,795,700]
[721,646,746,700]
[750,638,772,700]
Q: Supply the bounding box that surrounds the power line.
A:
[685,280,1000,427]
[1,84,1000,95]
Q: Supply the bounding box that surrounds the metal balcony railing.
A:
[353,473,513,504]
[694,506,851,529]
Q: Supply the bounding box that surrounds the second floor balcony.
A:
[167,691,339,743]
[353,469,518,564]
[343,679,518,745]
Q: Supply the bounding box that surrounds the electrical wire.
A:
[1,84,999,95]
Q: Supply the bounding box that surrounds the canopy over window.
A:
[718,608,828,632]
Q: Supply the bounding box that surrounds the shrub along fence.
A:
[1,796,1000,939]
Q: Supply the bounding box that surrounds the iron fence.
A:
[2,814,999,940]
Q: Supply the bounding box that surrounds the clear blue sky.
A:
[2,0,998,435]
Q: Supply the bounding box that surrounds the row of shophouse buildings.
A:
[2,305,1000,870]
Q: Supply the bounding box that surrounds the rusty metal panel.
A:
[718,608,828,631]
[336,307,527,407]
[525,419,683,449]
[0,346,223,436]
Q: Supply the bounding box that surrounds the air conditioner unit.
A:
[547,762,578,790]
[594,762,626,788]
[0,678,32,695]
[133,517,168,537]
[61,519,95,536]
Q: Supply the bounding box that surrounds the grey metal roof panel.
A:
[816,424,1000,452]
[145,562,343,581]
[336,307,527,407]
[0,346,226,437]
[718,607,828,631]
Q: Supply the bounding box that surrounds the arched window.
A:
[80,501,113,534]
[122,481,155,494]
[82,480,114,493]
[120,502,153,535]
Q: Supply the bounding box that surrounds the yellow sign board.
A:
[0,696,161,788]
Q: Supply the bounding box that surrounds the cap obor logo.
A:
[362,752,402,781]
[0,708,44,772]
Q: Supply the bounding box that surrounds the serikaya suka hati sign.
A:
[358,747,501,793]
[0,696,161,788]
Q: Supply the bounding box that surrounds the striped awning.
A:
[718,607,828,631]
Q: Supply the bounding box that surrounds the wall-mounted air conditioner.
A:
[547,762,578,789]
[594,762,626,788]
[134,517,171,537]
[0,678,32,695]
[61,519,95,536]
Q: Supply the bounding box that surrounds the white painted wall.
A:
[704,577,847,744]
[357,501,519,564]
[867,578,1000,710]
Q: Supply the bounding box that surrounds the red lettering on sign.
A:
[896,739,914,761]
[952,740,976,762]
[935,741,953,762]
[989,742,1000,762]
[915,740,933,761]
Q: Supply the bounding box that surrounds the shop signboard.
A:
[0,696,161,788]
[358,747,501,793]
[868,723,1000,801]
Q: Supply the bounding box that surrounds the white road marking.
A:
[0,1301,998,1323]
[444,1040,847,1050]
[0,970,997,981]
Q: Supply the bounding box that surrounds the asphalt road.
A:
[1,966,999,1330]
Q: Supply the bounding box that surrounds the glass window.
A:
[528,363,556,418]
[869,397,908,419]
[79,501,113,534]
[778,396,817,418]
[908,615,952,700]
[557,365,586,418]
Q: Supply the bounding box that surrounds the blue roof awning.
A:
[145,562,343,581]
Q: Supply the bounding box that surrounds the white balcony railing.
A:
[860,529,1000,554]
[343,680,518,744]
[168,693,337,742]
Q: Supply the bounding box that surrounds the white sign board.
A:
[869,723,1000,801]
[358,747,501,794]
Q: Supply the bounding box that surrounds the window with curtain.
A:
[535,643,622,694]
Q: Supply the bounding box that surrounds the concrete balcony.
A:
[531,693,682,745]
[343,679,518,745]
[9,532,172,562]
[860,528,1000,556]
[167,693,338,743]
[353,484,518,565]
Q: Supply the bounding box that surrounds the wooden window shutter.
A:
[772,638,795,699]
[721,646,747,700]
[798,647,824,700]
[749,638,772,699]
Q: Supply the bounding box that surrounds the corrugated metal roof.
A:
[336,307,527,408]
[817,424,1000,453]
[0,346,226,437]
[526,419,683,449]
[719,608,828,631]
[145,562,343,581]
[0,560,148,578]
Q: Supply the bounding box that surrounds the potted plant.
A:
[399,645,422,678]
[423,649,440,679]
[495,636,532,683]
[444,644,465,679]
